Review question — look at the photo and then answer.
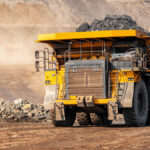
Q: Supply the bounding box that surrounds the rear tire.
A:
[123,81,148,127]
[50,107,76,127]
[90,113,103,126]
[76,112,91,126]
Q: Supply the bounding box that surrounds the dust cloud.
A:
[0,0,150,65]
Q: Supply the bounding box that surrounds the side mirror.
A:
[35,50,40,59]
[35,61,40,72]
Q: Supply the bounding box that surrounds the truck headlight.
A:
[35,61,40,72]
[35,50,40,59]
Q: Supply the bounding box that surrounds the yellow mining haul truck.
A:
[35,30,150,127]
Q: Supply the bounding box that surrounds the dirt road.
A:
[0,123,150,150]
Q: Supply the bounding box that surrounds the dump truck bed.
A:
[36,30,150,43]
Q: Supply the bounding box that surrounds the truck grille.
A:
[65,60,106,99]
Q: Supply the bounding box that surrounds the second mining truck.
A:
[35,30,150,127]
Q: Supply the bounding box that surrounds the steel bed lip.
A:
[36,30,150,43]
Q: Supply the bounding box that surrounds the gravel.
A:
[0,99,50,122]
[76,14,149,35]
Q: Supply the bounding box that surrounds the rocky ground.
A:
[0,64,49,123]
[0,99,50,122]
[0,122,150,150]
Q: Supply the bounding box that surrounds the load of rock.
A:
[0,99,50,122]
[76,14,149,34]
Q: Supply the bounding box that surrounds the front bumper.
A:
[56,98,116,106]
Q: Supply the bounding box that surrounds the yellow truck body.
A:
[35,30,150,127]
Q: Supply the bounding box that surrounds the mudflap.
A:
[44,85,57,110]
[108,101,124,122]
[120,82,134,108]
[54,102,65,121]
[108,101,118,120]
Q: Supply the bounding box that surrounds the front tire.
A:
[123,81,148,126]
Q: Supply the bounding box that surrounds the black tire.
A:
[50,107,76,127]
[123,81,148,127]
[102,114,112,126]
[76,112,91,126]
[90,113,103,126]
[147,111,150,125]
[146,85,150,125]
